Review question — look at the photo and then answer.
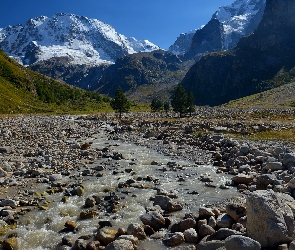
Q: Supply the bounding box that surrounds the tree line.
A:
[110,83,195,118]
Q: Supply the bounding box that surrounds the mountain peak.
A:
[169,0,265,56]
[181,0,295,106]
[0,13,160,66]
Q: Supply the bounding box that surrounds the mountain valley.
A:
[0,0,274,104]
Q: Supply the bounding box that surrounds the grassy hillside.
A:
[0,49,111,114]
[224,80,295,109]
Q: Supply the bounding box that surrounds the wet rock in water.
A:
[225,203,247,222]
[73,239,87,250]
[0,220,10,236]
[2,237,18,250]
[64,220,77,231]
[183,228,199,243]
[75,186,85,196]
[117,235,138,245]
[162,232,185,247]
[79,210,99,220]
[96,228,118,245]
[84,197,96,208]
[99,221,113,228]
[126,223,146,240]
[105,239,134,250]
[247,190,295,248]
[140,211,166,230]
[224,235,261,250]
[143,225,155,236]
[153,195,183,212]
[216,213,235,228]
[1,199,18,208]
[62,235,76,247]
[80,142,91,150]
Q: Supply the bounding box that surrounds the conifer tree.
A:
[187,91,195,117]
[110,87,130,119]
[150,98,163,112]
[171,83,187,117]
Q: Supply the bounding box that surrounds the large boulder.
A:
[247,190,295,248]
[224,235,261,250]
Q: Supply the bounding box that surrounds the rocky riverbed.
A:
[0,110,295,249]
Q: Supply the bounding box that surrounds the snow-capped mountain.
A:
[0,13,160,66]
[169,0,266,55]
[168,29,196,55]
[214,0,266,49]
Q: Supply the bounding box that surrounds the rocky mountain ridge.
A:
[182,0,295,106]
[169,0,266,57]
[97,0,267,101]
[0,13,159,66]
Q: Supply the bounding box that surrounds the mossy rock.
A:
[2,237,18,250]
[61,196,69,203]
[47,189,55,195]
[0,221,10,236]
[76,186,85,197]
[39,205,49,211]
[79,210,99,220]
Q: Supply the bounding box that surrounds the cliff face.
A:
[185,19,224,60]
[182,0,295,106]
[169,0,266,56]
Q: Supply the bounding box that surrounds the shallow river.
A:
[9,123,238,249]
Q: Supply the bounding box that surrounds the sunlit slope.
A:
[0,49,110,114]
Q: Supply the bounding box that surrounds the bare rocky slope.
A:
[182,0,295,106]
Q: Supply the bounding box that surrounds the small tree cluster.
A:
[171,84,195,117]
[150,98,163,112]
[150,98,171,113]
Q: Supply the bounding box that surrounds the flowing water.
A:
[7,123,238,249]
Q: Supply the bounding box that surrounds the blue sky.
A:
[0,0,234,49]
